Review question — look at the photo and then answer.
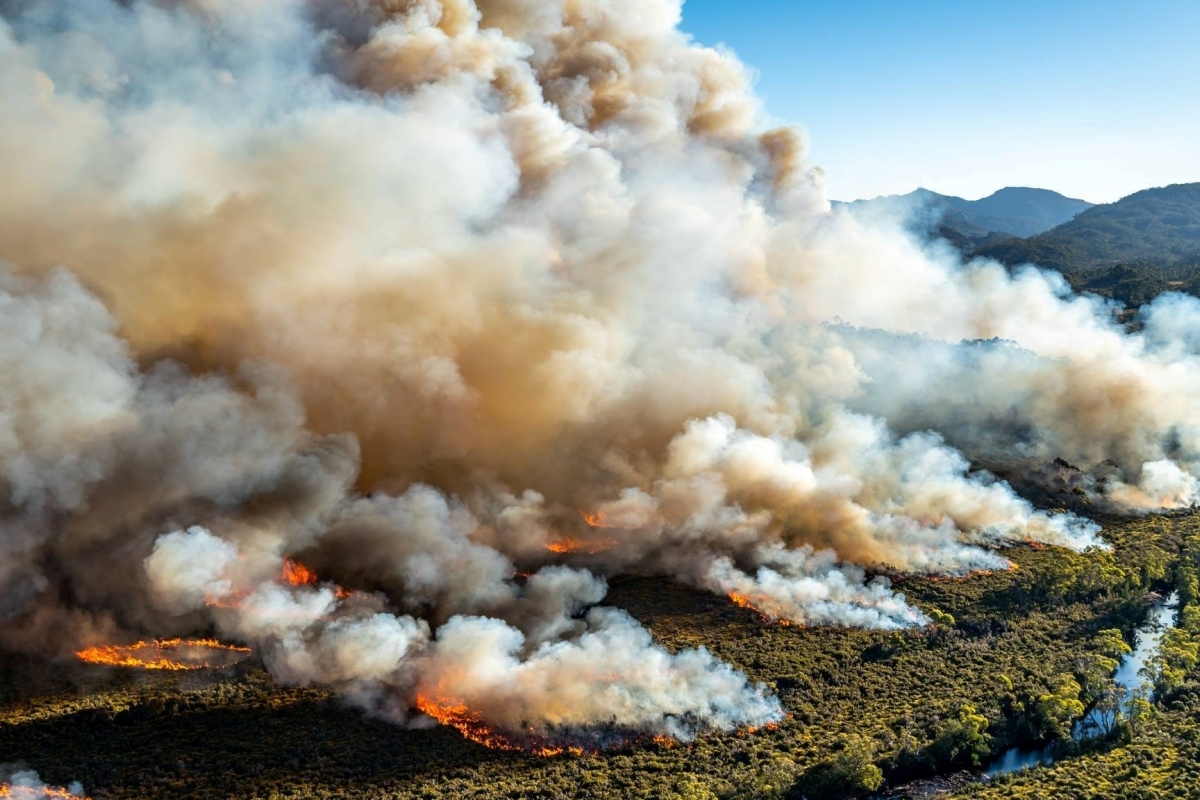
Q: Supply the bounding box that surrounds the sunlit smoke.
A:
[0,0,1196,752]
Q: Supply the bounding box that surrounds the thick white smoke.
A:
[144,525,782,740]
[0,0,1196,744]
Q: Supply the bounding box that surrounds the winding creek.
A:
[877,593,1182,799]
[982,592,1181,777]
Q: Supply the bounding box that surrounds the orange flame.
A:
[284,560,354,598]
[579,510,639,529]
[0,786,89,799]
[544,537,619,555]
[282,559,318,586]
[205,559,354,612]
[739,720,783,736]
[727,592,801,627]
[728,590,754,610]
[415,694,584,757]
[75,638,251,670]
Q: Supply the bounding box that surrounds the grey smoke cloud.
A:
[0,0,1195,743]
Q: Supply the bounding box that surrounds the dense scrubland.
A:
[2,512,1198,799]
[954,515,1200,800]
[977,183,1200,276]
[970,183,1200,313]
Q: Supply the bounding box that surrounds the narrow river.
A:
[982,592,1180,777]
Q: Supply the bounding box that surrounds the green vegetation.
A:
[1063,260,1200,313]
[977,183,1200,275]
[967,183,1200,314]
[955,515,1200,800]
[2,513,1198,798]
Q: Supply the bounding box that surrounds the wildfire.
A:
[544,537,619,555]
[536,511,636,554]
[415,694,584,757]
[579,510,639,529]
[75,638,251,670]
[282,559,318,586]
[280,559,355,597]
[0,786,89,799]
[206,559,352,611]
[727,592,801,627]
[740,721,782,736]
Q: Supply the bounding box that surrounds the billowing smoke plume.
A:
[0,0,1195,743]
[145,525,782,740]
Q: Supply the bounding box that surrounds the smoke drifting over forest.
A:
[1,0,1198,743]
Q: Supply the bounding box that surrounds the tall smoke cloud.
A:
[0,0,1193,743]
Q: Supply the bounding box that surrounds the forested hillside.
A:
[977,183,1200,276]
[840,187,1092,242]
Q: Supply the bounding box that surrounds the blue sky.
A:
[680,0,1200,203]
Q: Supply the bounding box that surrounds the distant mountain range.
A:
[976,183,1200,275]
[837,186,1094,240]
[842,182,1200,309]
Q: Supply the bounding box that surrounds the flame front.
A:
[0,786,89,799]
[738,721,783,736]
[727,592,801,627]
[415,694,583,757]
[75,638,252,670]
[544,537,619,555]
[206,559,351,612]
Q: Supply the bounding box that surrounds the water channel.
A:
[982,593,1180,777]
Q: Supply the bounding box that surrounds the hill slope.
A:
[840,187,1093,240]
[977,183,1200,275]
[946,187,1095,237]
